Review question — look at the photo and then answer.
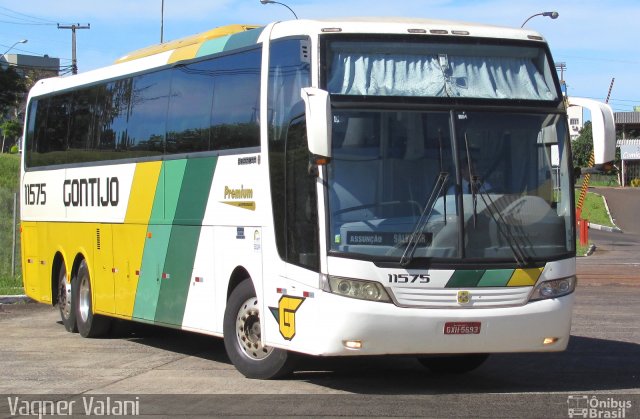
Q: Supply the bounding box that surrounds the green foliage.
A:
[0,119,22,138]
[572,121,593,168]
[631,178,640,187]
[0,154,20,279]
[9,145,18,154]
[0,154,20,191]
[0,67,26,116]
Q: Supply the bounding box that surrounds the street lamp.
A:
[1,39,28,58]
[521,11,559,28]
[260,0,298,19]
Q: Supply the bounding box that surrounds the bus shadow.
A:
[292,335,640,394]
[112,322,640,394]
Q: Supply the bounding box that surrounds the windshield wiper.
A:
[472,181,530,267]
[399,172,449,267]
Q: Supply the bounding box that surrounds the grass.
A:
[576,190,615,228]
[0,274,24,295]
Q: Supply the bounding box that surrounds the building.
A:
[616,112,640,186]
[567,104,584,140]
[0,53,60,78]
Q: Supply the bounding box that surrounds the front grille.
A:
[389,286,532,308]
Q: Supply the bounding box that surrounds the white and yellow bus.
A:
[21,18,615,379]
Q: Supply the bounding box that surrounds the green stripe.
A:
[154,157,217,326]
[197,36,230,57]
[445,270,484,288]
[477,269,514,287]
[133,160,187,321]
[223,28,263,51]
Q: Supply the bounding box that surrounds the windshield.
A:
[327,110,573,262]
[325,38,559,101]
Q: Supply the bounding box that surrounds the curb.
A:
[585,191,623,233]
[0,295,32,304]
[588,223,623,233]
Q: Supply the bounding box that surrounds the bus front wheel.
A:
[57,262,77,333]
[73,260,110,338]
[223,279,296,379]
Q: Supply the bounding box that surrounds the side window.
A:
[45,94,71,153]
[166,61,215,153]
[25,99,45,167]
[100,78,132,153]
[285,117,319,270]
[267,37,312,263]
[68,88,98,153]
[211,49,261,150]
[126,70,171,154]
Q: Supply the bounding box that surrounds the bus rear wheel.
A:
[73,260,110,338]
[57,263,77,333]
[417,354,489,374]
[223,279,296,379]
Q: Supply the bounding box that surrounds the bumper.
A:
[287,291,574,356]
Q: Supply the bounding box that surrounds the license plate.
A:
[444,322,481,335]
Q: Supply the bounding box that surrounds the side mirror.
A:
[301,87,332,159]
[568,97,616,165]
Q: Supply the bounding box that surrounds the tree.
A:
[572,121,593,169]
[0,119,22,153]
[0,66,26,117]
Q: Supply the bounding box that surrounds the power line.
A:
[0,5,57,24]
[0,19,55,26]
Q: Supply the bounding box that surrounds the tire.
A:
[57,262,77,333]
[223,279,296,379]
[417,354,489,374]
[73,260,110,338]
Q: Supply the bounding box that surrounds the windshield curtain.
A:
[327,41,558,101]
[327,110,573,263]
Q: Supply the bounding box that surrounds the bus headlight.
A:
[529,276,576,301]
[328,276,391,303]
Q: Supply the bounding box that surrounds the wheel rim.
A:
[235,297,273,360]
[58,271,71,319]
[78,274,91,323]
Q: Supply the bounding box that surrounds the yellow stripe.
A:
[168,44,201,64]
[125,162,162,223]
[114,24,260,64]
[114,162,162,318]
[507,268,544,286]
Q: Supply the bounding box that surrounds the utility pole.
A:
[161,0,165,43]
[57,23,90,75]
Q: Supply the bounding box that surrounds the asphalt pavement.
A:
[577,187,640,285]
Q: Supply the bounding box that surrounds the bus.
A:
[21,18,615,379]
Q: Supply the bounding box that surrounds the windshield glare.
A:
[327,110,573,262]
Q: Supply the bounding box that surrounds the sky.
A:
[0,0,638,113]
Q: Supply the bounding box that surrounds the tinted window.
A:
[211,49,261,149]
[68,88,98,151]
[98,79,131,152]
[166,61,215,153]
[285,117,319,270]
[45,94,71,153]
[25,46,263,168]
[126,71,170,154]
[267,38,311,261]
